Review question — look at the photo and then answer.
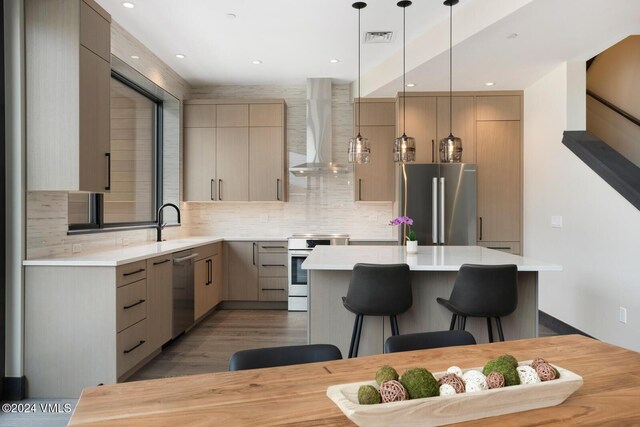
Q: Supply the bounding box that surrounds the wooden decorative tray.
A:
[326,361,583,426]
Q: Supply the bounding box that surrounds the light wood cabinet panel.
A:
[354,126,396,201]
[226,242,259,301]
[211,252,223,307]
[217,104,249,127]
[79,0,110,61]
[250,104,282,127]
[258,278,288,302]
[194,258,211,320]
[258,252,288,277]
[258,241,287,252]
[249,127,284,201]
[477,241,521,255]
[355,101,396,126]
[476,96,521,121]
[146,255,173,350]
[216,127,249,201]
[116,319,149,378]
[184,128,216,201]
[437,96,476,163]
[116,260,147,287]
[116,279,147,333]
[477,121,521,242]
[184,104,216,128]
[397,96,438,163]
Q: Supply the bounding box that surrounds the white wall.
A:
[524,62,640,351]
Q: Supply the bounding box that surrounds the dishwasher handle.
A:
[173,253,199,264]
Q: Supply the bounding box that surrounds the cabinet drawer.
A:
[258,241,287,253]
[117,319,148,377]
[258,253,288,277]
[116,279,147,332]
[116,260,147,287]
[195,243,219,261]
[478,241,521,255]
[258,278,288,302]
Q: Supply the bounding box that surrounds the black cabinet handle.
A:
[105,153,111,190]
[358,179,362,201]
[261,246,286,249]
[479,217,483,241]
[211,179,215,201]
[206,259,212,285]
[261,264,286,267]
[261,288,286,291]
[431,140,435,163]
[276,178,281,201]
[218,179,222,201]
[488,246,511,250]
[153,259,170,266]
[252,242,256,265]
[123,299,145,310]
[123,268,145,277]
[123,340,146,354]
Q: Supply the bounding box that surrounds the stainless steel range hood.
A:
[289,78,350,176]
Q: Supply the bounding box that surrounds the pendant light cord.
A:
[403,4,406,136]
[449,2,453,136]
[358,6,361,137]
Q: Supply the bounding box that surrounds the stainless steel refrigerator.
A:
[399,163,477,245]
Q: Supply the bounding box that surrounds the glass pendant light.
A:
[348,2,370,164]
[439,0,463,163]
[393,1,416,163]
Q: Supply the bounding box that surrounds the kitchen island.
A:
[304,245,561,357]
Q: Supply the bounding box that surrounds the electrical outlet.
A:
[551,216,563,228]
[619,307,627,324]
[72,244,82,253]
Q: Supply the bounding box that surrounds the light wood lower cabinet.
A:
[146,255,173,350]
[194,243,223,320]
[225,241,259,301]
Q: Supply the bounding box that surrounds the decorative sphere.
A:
[380,380,409,403]
[486,371,505,389]
[462,370,488,392]
[376,365,399,385]
[516,365,541,385]
[447,366,463,377]
[535,362,557,381]
[439,383,457,396]
[498,354,519,369]
[531,357,547,369]
[358,385,381,405]
[483,359,520,386]
[438,373,465,394]
[400,368,440,399]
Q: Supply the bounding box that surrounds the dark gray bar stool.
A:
[229,344,342,371]
[384,330,476,353]
[436,264,518,342]
[343,263,412,358]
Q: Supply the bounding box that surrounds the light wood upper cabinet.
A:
[225,242,259,301]
[437,96,476,163]
[354,126,396,201]
[476,120,521,242]
[217,104,249,127]
[146,255,173,350]
[26,0,112,192]
[216,127,249,201]
[184,128,216,201]
[355,102,396,126]
[249,127,284,201]
[396,96,438,163]
[476,96,521,121]
[184,104,216,128]
[250,104,283,127]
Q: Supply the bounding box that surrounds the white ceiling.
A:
[97,0,640,94]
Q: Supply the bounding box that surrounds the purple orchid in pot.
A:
[390,216,418,253]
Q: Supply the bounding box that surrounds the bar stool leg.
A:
[486,317,494,343]
[352,315,364,357]
[449,314,457,331]
[390,315,400,336]
[348,314,361,358]
[460,316,467,331]
[495,317,505,341]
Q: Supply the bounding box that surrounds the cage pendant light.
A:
[393,0,416,163]
[439,0,463,163]
[348,2,370,164]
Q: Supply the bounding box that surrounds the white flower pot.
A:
[406,240,418,254]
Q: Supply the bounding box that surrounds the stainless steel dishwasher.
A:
[172,250,199,338]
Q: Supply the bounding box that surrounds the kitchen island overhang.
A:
[303,245,561,357]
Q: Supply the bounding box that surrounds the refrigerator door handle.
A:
[440,177,445,244]
[432,177,438,244]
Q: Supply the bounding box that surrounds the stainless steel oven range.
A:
[287,234,349,311]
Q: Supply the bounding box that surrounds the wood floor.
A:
[128,309,307,381]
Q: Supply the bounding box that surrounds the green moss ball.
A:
[498,354,519,369]
[483,359,520,386]
[358,385,381,404]
[375,365,399,385]
[400,368,440,399]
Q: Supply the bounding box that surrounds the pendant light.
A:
[439,0,463,163]
[393,1,416,164]
[348,2,370,164]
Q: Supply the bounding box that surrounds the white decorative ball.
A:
[462,370,488,392]
[447,366,463,377]
[517,365,541,385]
[439,383,457,396]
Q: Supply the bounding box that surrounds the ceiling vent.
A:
[363,31,394,44]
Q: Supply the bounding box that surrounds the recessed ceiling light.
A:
[226,13,237,19]
[485,82,495,86]
[507,33,518,39]
[121,1,135,8]
[252,60,263,65]
[130,55,140,60]
[330,59,340,63]
[406,83,416,88]
[175,54,186,59]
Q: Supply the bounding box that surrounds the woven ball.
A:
[516,365,541,385]
[439,383,457,396]
[438,373,465,394]
[531,357,548,369]
[379,380,409,403]
[447,366,463,377]
[486,371,505,389]
[462,370,487,392]
[535,362,557,381]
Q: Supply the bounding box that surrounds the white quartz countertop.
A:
[23,237,225,267]
[302,245,562,272]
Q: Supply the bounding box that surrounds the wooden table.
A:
[69,335,640,426]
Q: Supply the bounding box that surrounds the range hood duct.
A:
[289,78,350,176]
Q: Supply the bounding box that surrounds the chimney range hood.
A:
[289,78,350,176]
